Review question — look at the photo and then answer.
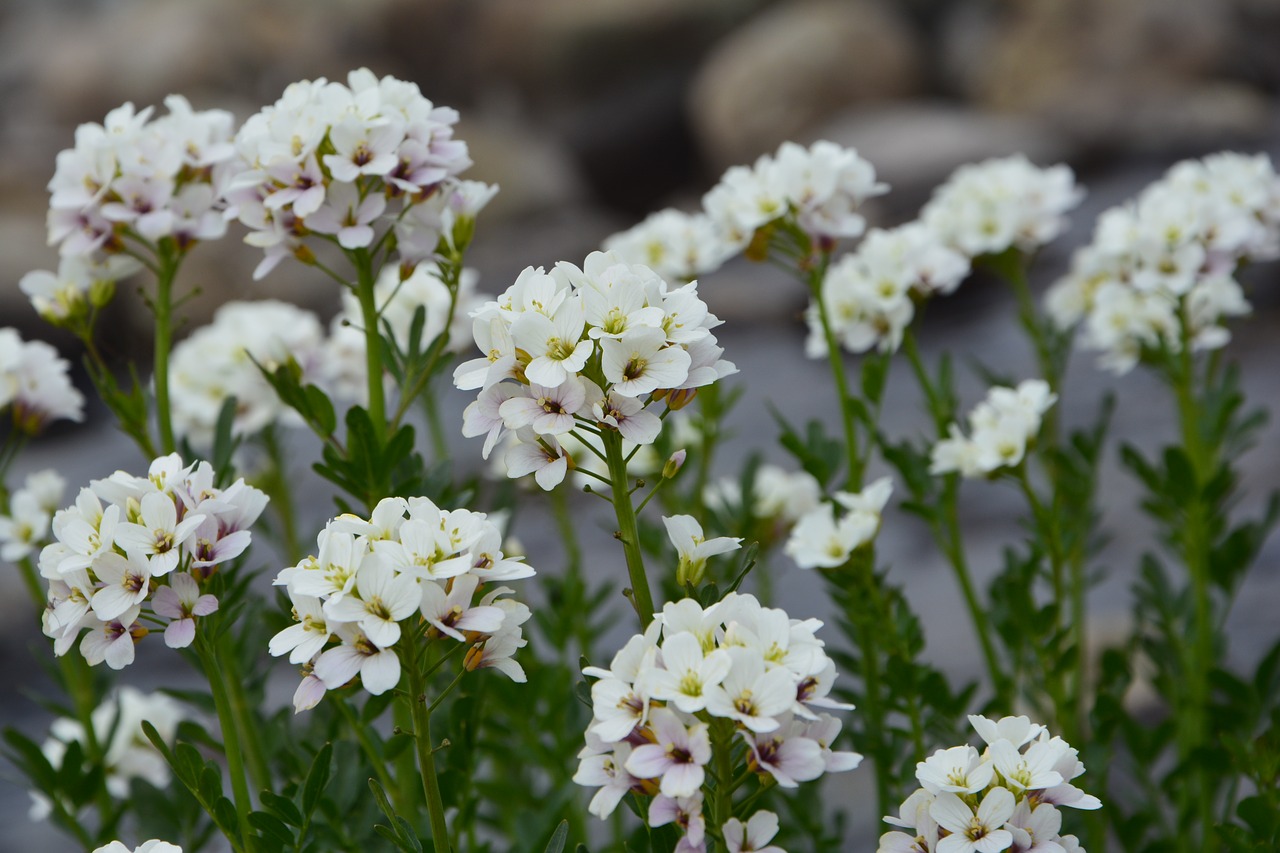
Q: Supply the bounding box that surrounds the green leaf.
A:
[302,742,333,817]
[543,820,569,853]
[250,811,296,846]
[260,791,304,828]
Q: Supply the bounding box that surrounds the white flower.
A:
[574,734,642,820]
[930,787,1015,853]
[93,840,183,853]
[313,624,402,695]
[90,552,154,622]
[931,381,1056,477]
[723,810,785,853]
[703,647,795,733]
[113,492,204,577]
[625,707,711,798]
[269,595,331,664]
[662,514,742,587]
[323,557,422,648]
[646,631,732,714]
[917,745,995,795]
[419,574,504,641]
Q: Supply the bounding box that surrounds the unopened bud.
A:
[664,388,698,410]
[663,450,687,480]
[89,278,116,309]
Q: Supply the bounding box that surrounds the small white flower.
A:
[150,572,218,649]
[929,787,1015,853]
[625,707,711,798]
[723,810,785,853]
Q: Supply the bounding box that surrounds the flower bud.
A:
[663,450,687,480]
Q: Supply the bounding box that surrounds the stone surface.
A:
[688,0,923,170]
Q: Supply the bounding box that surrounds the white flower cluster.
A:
[0,469,65,562]
[169,300,326,448]
[1046,152,1280,374]
[878,715,1100,853]
[455,251,736,490]
[603,208,737,283]
[704,463,822,527]
[807,223,970,357]
[0,327,85,433]
[575,594,860,852]
[605,141,885,281]
[785,476,892,570]
[23,95,236,317]
[271,496,534,712]
[225,68,480,279]
[32,687,185,822]
[39,454,266,667]
[921,155,1083,258]
[93,842,182,853]
[705,140,886,249]
[930,380,1056,478]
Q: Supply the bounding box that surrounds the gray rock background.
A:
[2,0,1279,849]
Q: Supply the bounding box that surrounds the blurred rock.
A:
[458,115,587,219]
[941,0,1271,153]
[815,102,1074,213]
[472,0,764,104]
[688,0,923,170]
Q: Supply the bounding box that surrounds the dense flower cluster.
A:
[455,250,736,490]
[605,141,885,280]
[1046,152,1280,374]
[0,327,85,433]
[0,469,65,562]
[785,476,892,569]
[169,300,327,448]
[575,594,860,852]
[930,381,1056,478]
[38,454,265,668]
[271,496,534,711]
[32,687,185,822]
[25,95,235,315]
[225,68,478,278]
[704,140,886,248]
[921,155,1083,258]
[807,222,969,356]
[878,714,1099,853]
[603,209,736,283]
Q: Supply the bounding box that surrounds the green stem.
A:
[196,634,254,850]
[152,245,181,455]
[710,718,735,831]
[1016,466,1074,737]
[421,383,449,462]
[260,426,302,565]
[602,429,656,627]
[56,648,116,826]
[352,249,387,442]
[1170,330,1216,849]
[16,553,44,605]
[807,267,862,488]
[221,647,270,797]
[407,642,451,853]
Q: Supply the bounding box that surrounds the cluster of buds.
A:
[39,454,266,668]
[574,594,860,852]
[0,327,84,435]
[270,496,534,712]
[225,68,484,278]
[1047,152,1280,374]
[455,251,736,490]
[878,715,1099,853]
[21,95,237,323]
[930,380,1057,479]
